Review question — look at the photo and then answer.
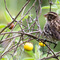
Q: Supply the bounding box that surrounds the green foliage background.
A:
[0,0,60,60]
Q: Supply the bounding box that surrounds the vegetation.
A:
[0,0,60,60]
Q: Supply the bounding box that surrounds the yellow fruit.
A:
[39,41,45,47]
[24,42,33,51]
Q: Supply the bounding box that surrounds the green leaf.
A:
[55,0,60,4]
[25,50,34,57]
[35,45,40,58]
[0,24,6,29]
[57,1,60,4]
[35,45,42,59]
[22,15,29,21]
[23,57,35,60]
[4,11,12,22]
[1,58,7,60]
[1,55,9,60]
[23,14,33,21]
[17,14,33,21]
[42,6,57,9]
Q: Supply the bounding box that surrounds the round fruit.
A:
[24,42,33,51]
[8,23,15,29]
[39,41,45,47]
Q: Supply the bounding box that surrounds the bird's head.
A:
[44,12,58,21]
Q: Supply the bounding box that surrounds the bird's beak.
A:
[44,14,47,17]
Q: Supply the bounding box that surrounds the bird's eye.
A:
[52,15,56,19]
[52,16,54,19]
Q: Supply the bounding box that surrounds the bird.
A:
[42,12,60,42]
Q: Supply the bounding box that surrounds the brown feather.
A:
[43,12,60,41]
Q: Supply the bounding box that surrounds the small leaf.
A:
[22,15,29,21]
[57,1,60,4]
[35,45,42,59]
[1,58,7,60]
[1,55,9,60]
[22,14,33,21]
[24,14,32,19]
[0,24,6,29]
[25,50,34,57]
[55,0,60,4]
[23,57,34,60]
[17,14,33,21]
[4,11,12,22]
[42,6,57,9]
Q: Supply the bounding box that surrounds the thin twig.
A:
[45,43,59,60]
[0,39,32,59]
[19,0,37,22]
[0,0,30,34]
[15,0,30,19]
[40,52,60,60]
[13,36,21,55]
[38,0,42,18]
[4,0,13,19]
[0,34,21,43]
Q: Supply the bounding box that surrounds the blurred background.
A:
[0,0,60,60]
[0,0,51,26]
[0,0,56,28]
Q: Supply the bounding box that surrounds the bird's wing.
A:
[50,19,60,40]
[55,19,60,32]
